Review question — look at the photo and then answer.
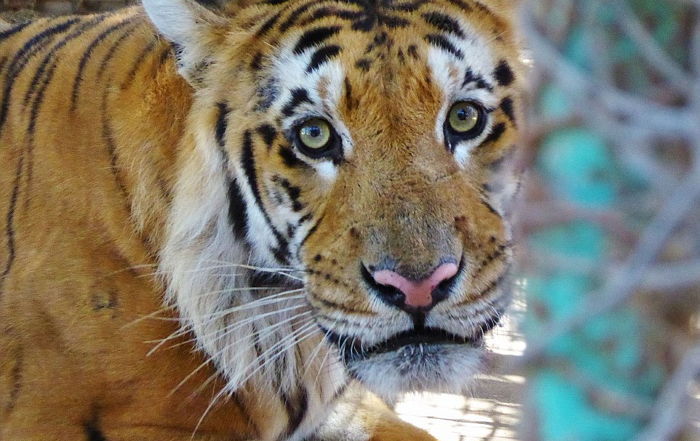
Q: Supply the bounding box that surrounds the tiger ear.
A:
[142,0,228,85]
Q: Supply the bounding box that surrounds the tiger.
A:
[0,0,524,440]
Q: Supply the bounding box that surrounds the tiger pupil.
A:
[457,108,471,120]
[306,126,321,138]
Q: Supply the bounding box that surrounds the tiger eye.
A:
[298,118,331,150]
[448,102,480,133]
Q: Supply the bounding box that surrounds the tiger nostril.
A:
[361,261,461,312]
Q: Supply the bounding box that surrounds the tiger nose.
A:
[370,263,459,311]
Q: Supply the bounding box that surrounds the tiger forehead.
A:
[241,0,513,62]
[240,0,509,34]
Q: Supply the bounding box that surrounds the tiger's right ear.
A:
[142,0,228,86]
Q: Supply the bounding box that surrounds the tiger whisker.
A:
[168,310,312,396]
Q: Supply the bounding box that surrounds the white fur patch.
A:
[270,35,354,181]
[426,21,499,168]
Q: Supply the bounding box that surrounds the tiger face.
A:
[149,0,523,399]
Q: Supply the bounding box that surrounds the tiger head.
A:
[147,0,524,399]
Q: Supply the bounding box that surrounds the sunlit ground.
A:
[395,290,527,441]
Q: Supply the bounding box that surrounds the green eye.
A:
[447,101,482,133]
[298,118,332,150]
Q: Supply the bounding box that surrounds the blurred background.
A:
[2,0,699,439]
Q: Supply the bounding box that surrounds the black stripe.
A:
[0,17,80,131]
[6,346,22,412]
[0,21,31,41]
[25,61,57,198]
[0,155,23,297]
[482,122,506,145]
[344,76,355,110]
[462,68,493,91]
[85,423,107,441]
[299,213,324,249]
[215,102,230,148]
[282,88,312,117]
[23,16,107,107]
[298,7,361,28]
[424,34,463,58]
[278,145,306,168]
[306,45,342,73]
[293,26,342,55]
[101,87,131,205]
[355,58,371,72]
[256,11,282,37]
[240,131,290,262]
[281,388,308,440]
[444,0,473,12]
[279,1,315,31]
[97,23,140,79]
[228,178,249,241]
[421,11,464,38]
[121,39,157,89]
[256,124,277,149]
[274,176,303,212]
[480,197,501,217]
[70,18,133,109]
[499,97,516,126]
[493,60,514,87]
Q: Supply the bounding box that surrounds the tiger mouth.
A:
[366,328,481,356]
[322,315,500,362]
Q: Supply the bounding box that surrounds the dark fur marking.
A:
[279,2,315,31]
[91,290,118,311]
[256,78,280,112]
[0,17,80,131]
[101,88,132,213]
[5,346,22,412]
[215,102,230,148]
[229,178,249,241]
[306,45,342,73]
[293,26,342,55]
[421,11,464,38]
[493,60,514,87]
[276,177,304,212]
[482,122,506,145]
[256,11,282,37]
[407,44,419,59]
[444,0,472,12]
[355,58,372,71]
[85,420,107,441]
[0,154,23,296]
[499,97,516,126]
[121,39,157,89]
[97,21,141,79]
[343,77,356,110]
[250,52,264,70]
[279,145,306,168]
[282,88,312,117]
[282,387,308,439]
[23,17,106,107]
[0,21,31,41]
[424,34,463,58]
[241,131,290,263]
[256,124,277,149]
[462,68,493,91]
[71,18,133,111]
[298,7,361,28]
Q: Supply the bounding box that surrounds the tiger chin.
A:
[0,0,524,440]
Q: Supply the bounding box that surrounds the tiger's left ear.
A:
[143,0,228,86]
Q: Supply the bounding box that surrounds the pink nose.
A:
[372,263,459,308]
